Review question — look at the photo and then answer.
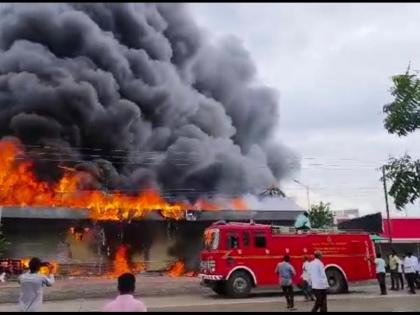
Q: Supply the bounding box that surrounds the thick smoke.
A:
[0,3,299,200]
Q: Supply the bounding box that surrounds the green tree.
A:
[308,201,334,228]
[382,67,420,209]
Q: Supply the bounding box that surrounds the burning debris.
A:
[167,260,185,277]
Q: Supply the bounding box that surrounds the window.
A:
[227,233,239,249]
[243,232,250,247]
[254,233,266,248]
[204,229,219,250]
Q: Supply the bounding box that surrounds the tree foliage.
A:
[309,201,334,228]
[383,67,420,209]
[383,69,420,136]
[383,155,420,210]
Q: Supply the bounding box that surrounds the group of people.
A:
[19,249,420,312]
[374,250,420,295]
[275,250,329,312]
[17,257,147,312]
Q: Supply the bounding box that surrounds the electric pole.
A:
[382,165,392,245]
[294,179,311,211]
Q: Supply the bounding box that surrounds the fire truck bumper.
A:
[199,274,224,281]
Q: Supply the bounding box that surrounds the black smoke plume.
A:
[0,3,299,200]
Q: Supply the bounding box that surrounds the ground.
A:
[0,276,419,312]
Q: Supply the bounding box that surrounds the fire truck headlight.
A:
[208,260,216,272]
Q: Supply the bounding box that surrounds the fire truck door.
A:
[225,232,241,266]
[251,231,273,284]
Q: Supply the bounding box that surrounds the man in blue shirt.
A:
[275,255,297,310]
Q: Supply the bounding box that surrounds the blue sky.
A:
[189,3,420,216]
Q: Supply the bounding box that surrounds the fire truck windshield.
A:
[204,228,219,250]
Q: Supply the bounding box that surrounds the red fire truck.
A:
[199,221,376,298]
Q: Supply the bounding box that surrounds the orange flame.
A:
[40,261,58,275]
[21,258,30,269]
[167,260,185,277]
[107,245,145,278]
[110,245,131,276]
[230,198,247,210]
[0,139,248,221]
[20,258,58,275]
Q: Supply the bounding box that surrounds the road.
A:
[0,284,419,312]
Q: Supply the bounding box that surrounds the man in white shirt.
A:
[18,257,55,312]
[416,256,420,289]
[403,252,417,294]
[301,255,315,301]
[309,251,329,312]
[103,273,147,312]
[374,252,387,295]
[396,253,405,290]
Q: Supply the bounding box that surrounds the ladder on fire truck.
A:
[270,225,355,235]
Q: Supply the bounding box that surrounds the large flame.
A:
[0,139,248,221]
[110,245,131,276]
[108,244,145,278]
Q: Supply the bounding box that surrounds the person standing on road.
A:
[374,253,387,295]
[103,273,147,312]
[415,255,420,289]
[275,255,297,311]
[403,252,417,294]
[301,256,315,301]
[397,252,405,290]
[18,257,55,312]
[309,251,329,312]
[389,250,402,290]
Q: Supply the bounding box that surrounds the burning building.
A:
[0,197,304,276]
[0,3,301,276]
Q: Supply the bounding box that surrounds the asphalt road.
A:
[0,284,419,312]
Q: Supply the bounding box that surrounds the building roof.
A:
[0,206,303,222]
[379,218,420,243]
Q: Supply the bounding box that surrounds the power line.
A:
[8,142,401,165]
[13,154,384,169]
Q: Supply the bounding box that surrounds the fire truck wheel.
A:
[226,270,252,298]
[325,268,347,294]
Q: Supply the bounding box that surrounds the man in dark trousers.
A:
[375,252,387,295]
[275,255,297,311]
[403,252,418,294]
[389,250,403,290]
[309,251,329,312]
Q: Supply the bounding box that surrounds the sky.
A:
[189,3,420,217]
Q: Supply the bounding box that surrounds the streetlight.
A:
[381,166,392,245]
[293,179,311,211]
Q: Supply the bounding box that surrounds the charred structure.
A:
[0,204,303,275]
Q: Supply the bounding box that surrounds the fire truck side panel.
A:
[200,223,376,298]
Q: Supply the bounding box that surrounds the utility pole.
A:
[294,180,311,211]
[382,166,392,245]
